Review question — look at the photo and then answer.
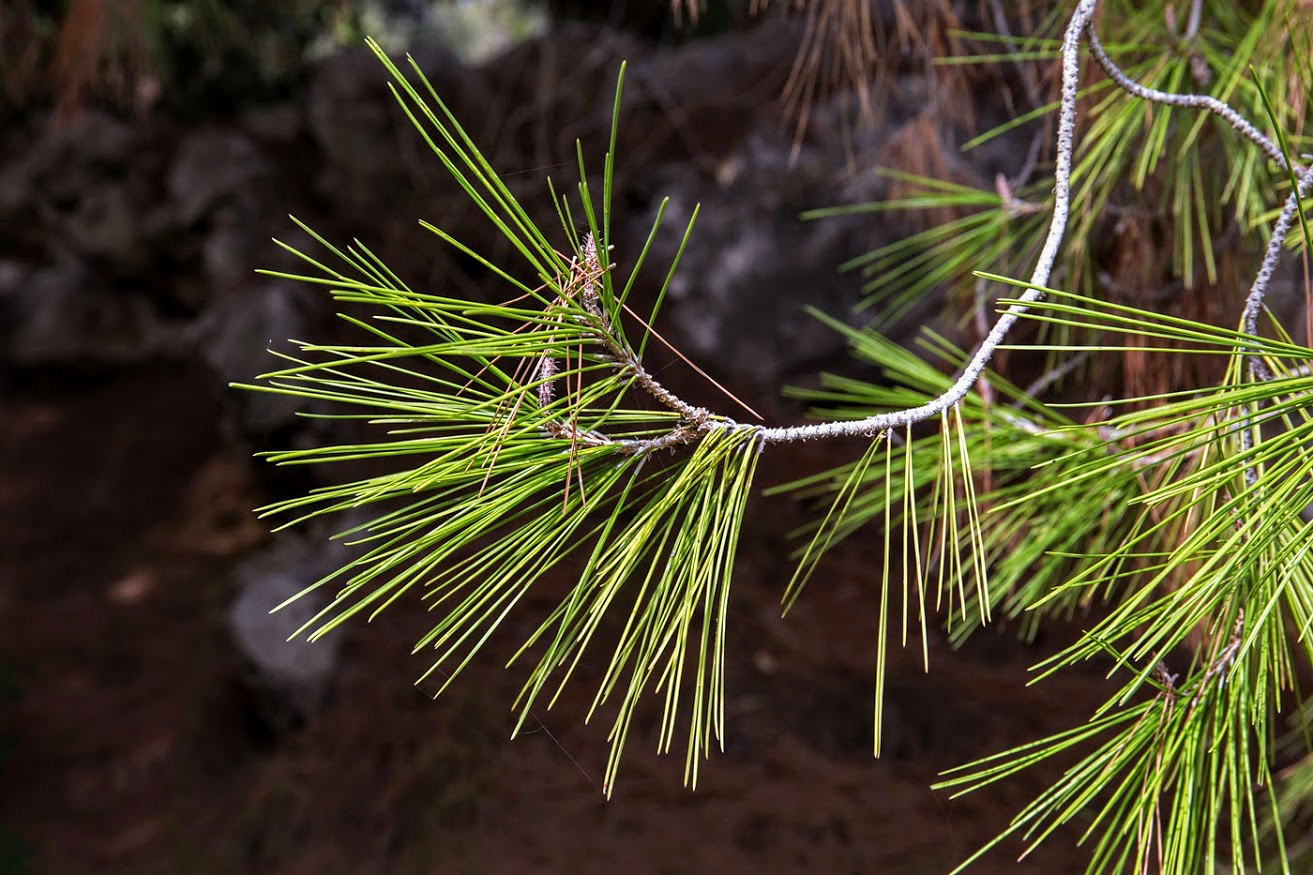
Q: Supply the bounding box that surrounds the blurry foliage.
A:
[1,0,950,123]
[2,0,335,117]
[0,0,552,118]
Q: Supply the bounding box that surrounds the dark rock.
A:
[228,534,349,735]
[0,259,182,365]
[643,181,865,388]
[628,112,880,385]
[623,40,1031,387]
[240,103,305,146]
[200,282,314,439]
[0,260,25,297]
[168,128,272,227]
[305,46,481,211]
[201,204,259,289]
[0,112,138,254]
[62,183,150,270]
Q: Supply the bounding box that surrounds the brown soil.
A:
[0,362,1111,874]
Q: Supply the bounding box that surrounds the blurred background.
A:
[0,2,1111,872]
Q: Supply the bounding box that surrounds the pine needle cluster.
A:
[242,48,766,795]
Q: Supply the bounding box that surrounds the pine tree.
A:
[240,1,1313,870]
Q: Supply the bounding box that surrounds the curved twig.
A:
[1241,163,1313,353]
[1236,162,1313,483]
[1085,26,1295,173]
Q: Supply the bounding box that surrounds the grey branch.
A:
[1237,163,1313,483]
[1241,163,1313,350]
[1085,26,1294,173]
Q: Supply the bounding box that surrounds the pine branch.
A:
[241,1,1313,861]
